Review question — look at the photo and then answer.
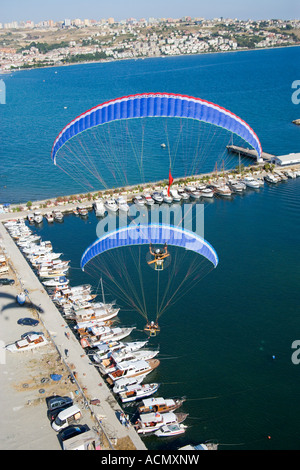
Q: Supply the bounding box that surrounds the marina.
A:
[1,162,299,450]
[1,45,300,451]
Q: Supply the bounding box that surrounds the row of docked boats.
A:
[27,209,64,224]
[4,218,216,444]
[98,169,300,211]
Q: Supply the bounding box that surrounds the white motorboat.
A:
[155,423,187,437]
[142,194,155,206]
[6,333,48,353]
[34,211,43,224]
[93,199,105,216]
[138,396,186,415]
[133,196,145,206]
[151,192,164,203]
[17,235,41,246]
[185,186,201,199]
[104,199,119,212]
[107,358,160,383]
[39,268,69,279]
[29,252,62,264]
[170,189,182,202]
[177,188,190,200]
[97,348,159,375]
[80,326,135,348]
[52,210,64,221]
[45,212,54,223]
[264,173,279,184]
[274,171,288,181]
[116,196,130,212]
[243,176,260,189]
[113,375,148,394]
[161,189,173,204]
[77,206,88,216]
[118,383,160,403]
[93,340,148,361]
[284,170,296,179]
[179,442,219,450]
[200,187,214,198]
[214,185,232,197]
[228,181,246,192]
[27,213,35,223]
[42,276,69,287]
[23,246,52,257]
[135,411,188,435]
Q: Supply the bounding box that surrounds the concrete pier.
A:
[0,222,147,450]
[226,144,275,161]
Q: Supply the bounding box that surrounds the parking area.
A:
[0,280,97,450]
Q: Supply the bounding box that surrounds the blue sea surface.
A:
[1,47,300,450]
[1,46,299,203]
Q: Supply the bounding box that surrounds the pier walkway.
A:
[0,222,147,450]
[226,144,275,161]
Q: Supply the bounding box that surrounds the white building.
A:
[271,153,300,166]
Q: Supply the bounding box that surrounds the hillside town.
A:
[0,16,299,71]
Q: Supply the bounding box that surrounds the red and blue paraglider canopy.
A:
[51,92,262,164]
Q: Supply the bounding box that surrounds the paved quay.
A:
[0,222,147,450]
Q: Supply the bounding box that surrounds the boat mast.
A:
[100,277,105,304]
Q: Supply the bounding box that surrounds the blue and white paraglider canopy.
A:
[51,92,262,164]
[80,223,219,271]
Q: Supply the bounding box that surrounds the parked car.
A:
[17,318,39,326]
[52,405,82,432]
[47,396,73,412]
[59,424,89,442]
[48,402,74,422]
[0,278,15,286]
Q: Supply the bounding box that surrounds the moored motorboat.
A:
[106,358,160,384]
[116,196,130,212]
[243,176,260,189]
[80,326,135,348]
[200,187,214,198]
[93,199,105,216]
[133,195,145,206]
[177,188,190,200]
[170,189,182,202]
[104,199,119,212]
[118,383,160,403]
[52,209,64,221]
[42,276,69,287]
[45,212,54,223]
[77,206,88,216]
[161,189,173,204]
[155,423,187,437]
[92,340,148,362]
[264,173,279,184]
[33,211,43,224]
[142,194,155,206]
[215,185,232,197]
[97,348,159,375]
[137,396,186,415]
[151,192,164,203]
[134,411,188,435]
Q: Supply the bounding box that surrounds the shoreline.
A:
[3,161,300,220]
[1,43,299,76]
